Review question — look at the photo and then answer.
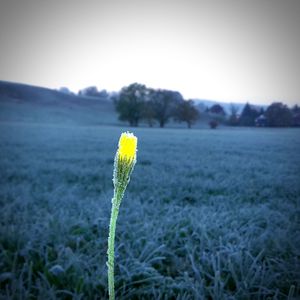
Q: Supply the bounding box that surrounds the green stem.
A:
[107,192,121,300]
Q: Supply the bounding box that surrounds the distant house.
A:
[209,104,226,116]
[255,114,267,127]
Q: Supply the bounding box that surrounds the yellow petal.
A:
[118,132,137,161]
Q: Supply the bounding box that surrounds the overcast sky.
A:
[0,0,299,105]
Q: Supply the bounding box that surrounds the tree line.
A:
[72,83,300,128]
[227,102,300,127]
[112,83,300,128]
[113,83,199,128]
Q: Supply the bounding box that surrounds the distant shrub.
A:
[79,86,108,98]
[209,120,218,129]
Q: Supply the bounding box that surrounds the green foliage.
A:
[114,83,149,127]
[227,105,239,126]
[265,102,293,127]
[78,86,108,98]
[174,100,199,128]
[142,100,156,127]
[0,123,300,299]
[239,103,260,126]
[291,105,300,127]
[146,89,184,128]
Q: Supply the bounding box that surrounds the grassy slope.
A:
[0,122,300,299]
[0,81,118,125]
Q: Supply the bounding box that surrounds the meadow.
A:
[0,122,300,299]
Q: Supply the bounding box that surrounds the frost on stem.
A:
[107,132,137,300]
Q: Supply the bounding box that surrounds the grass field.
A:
[0,122,300,299]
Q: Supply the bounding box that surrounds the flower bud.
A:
[113,132,138,196]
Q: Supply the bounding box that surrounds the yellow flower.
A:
[118,132,137,161]
[108,132,138,300]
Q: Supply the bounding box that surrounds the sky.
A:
[0,0,299,105]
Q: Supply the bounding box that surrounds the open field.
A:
[0,122,300,299]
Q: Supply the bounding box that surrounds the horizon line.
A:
[0,79,298,108]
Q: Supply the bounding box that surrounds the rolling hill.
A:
[0,81,118,125]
